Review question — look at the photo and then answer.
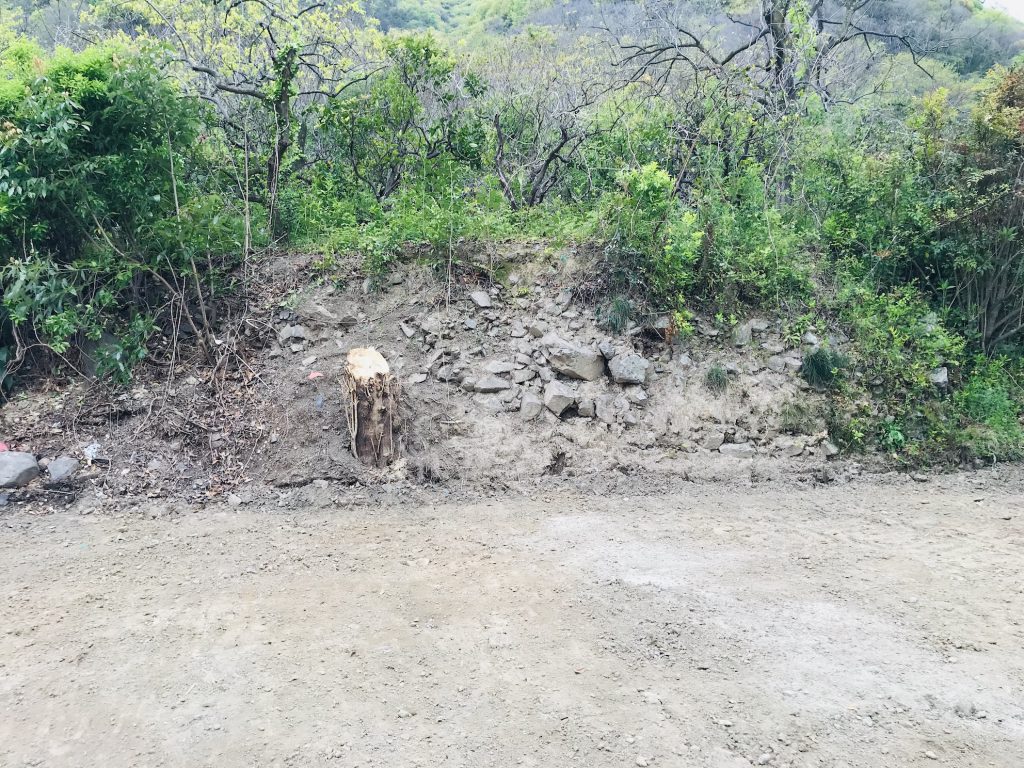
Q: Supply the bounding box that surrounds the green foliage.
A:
[779,399,819,435]
[0,40,240,382]
[704,364,728,394]
[954,356,1024,461]
[801,347,849,390]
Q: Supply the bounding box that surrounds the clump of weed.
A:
[705,364,729,394]
[801,347,849,389]
[599,295,633,333]
[779,399,819,435]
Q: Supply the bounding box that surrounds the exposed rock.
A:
[46,454,79,483]
[520,392,544,420]
[821,440,841,458]
[719,442,757,458]
[510,321,527,338]
[577,399,596,418]
[767,356,787,374]
[597,339,616,360]
[696,321,720,337]
[484,360,516,374]
[749,318,771,333]
[399,322,417,338]
[277,324,309,345]
[420,315,443,337]
[528,320,548,338]
[802,331,820,347]
[463,317,477,330]
[732,323,753,347]
[542,333,605,381]
[625,387,649,405]
[762,342,785,354]
[703,432,725,451]
[0,452,40,488]
[775,439,805,458]
[407,372,428,384]
[474,375,512,393]
[929,367,949,388]
[512,368,537,384]
[469,290,492,308]
[544,381,577,416]
[538,367,555,383]
[596,394,628,425]
[784,356,803,371]
[608,353,651,385]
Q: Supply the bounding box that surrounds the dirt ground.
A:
[1,471,1022,768]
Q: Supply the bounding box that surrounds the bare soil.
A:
[2,471,1022,768]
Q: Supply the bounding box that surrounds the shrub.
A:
[954,357,1024,461]
[0,41,238,382]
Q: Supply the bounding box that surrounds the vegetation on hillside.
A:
[2,0,1024,463]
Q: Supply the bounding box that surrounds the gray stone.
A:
[608,353,651,385]
[512,368,537,384]
[929,367,949,388]
[538,366,555,383]
[474,375,512,393]
[802,331,820,347]
[544,381,577,416]
[597,339,616,360]
[520,392,544,420]
[0,452,40,488]
[762,342,785,354]
[749,318,771,333]
[400,321,417,338]
[625,387,649,405]
[407,372,428,384]
[776,439,805,458]
[784,356,803,371]
[703,432,725,451]
[510,321,527,338]
[277,324,308,345]
[528,320,548,338]
[577,399,596,418]
[484,360,516,374]
[46,456,80,484]
[822,440,841,458]
[767,356,787,374]
[469,290,492,308]
[719,442,757,458]
[696,321,720,338]
[732,323,753,347]
[542,333,605,381]
[420,315,443,337]
[596,394,628,425]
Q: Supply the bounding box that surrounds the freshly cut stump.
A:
[343,347,400,467]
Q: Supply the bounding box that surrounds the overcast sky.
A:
[990,0,1024,21]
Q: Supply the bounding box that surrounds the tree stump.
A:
[342,347,400,467]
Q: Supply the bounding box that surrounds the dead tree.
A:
[343,347,400,467]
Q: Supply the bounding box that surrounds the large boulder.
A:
[544,381,577,416]
[541,333,605,381]
[608,353,651,385]
[0,452,40,488]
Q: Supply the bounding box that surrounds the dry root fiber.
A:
[343,347,401,467]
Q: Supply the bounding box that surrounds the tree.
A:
[482,29,608,209]
[613,0,932,109]
[90,0,374,236]
[323,33,485,202]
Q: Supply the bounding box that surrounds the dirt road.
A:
[1,473,1022,767]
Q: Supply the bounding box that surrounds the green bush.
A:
[0,40,239,381]
[954,357,1024,460]
[801,347,849,389]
